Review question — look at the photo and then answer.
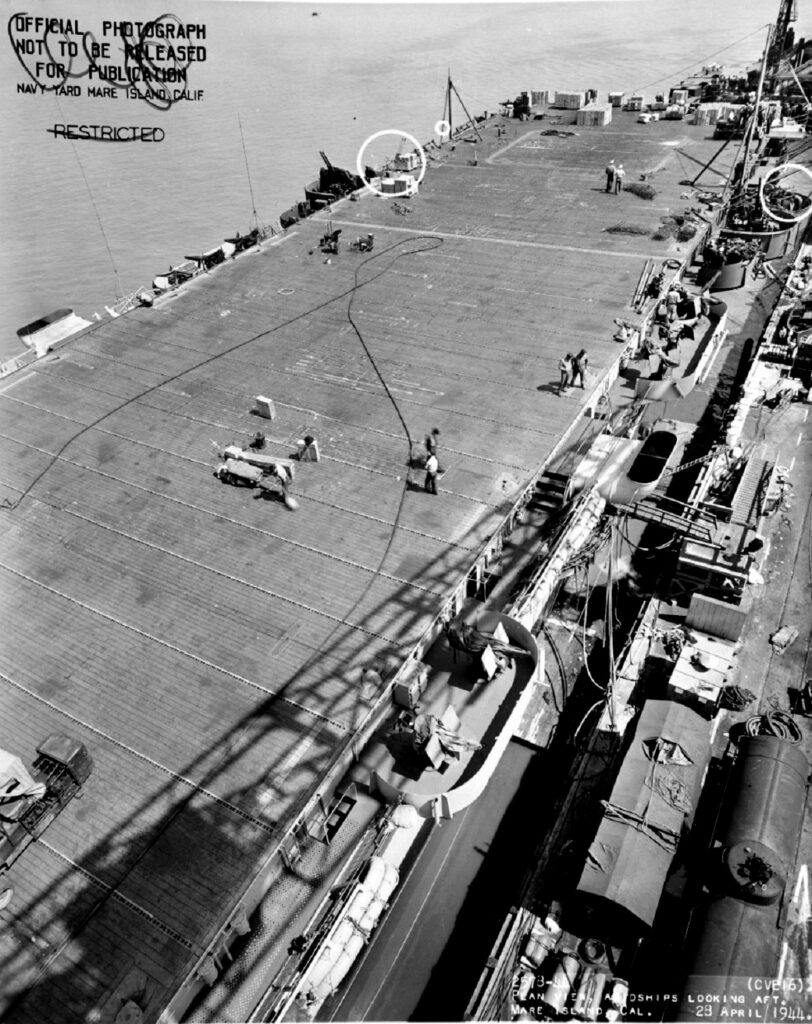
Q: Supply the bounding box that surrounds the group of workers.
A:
[423,428,441,494]
[557,349,590,395]
[215,432,300,510]
[604,159,626,194]
[318,230,375,256]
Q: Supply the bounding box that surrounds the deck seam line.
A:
[115,294,593,353]
[0,563,359,729]
[98,323,556,398]
[38,839,197,950]
[0,433,467,588]
[0,667,277,835]
[68,329,553,384]
[316,218,666,260]
[0,426,480,548]
[4,367,538,474]
[0,390,525,498]
[0,414,506,514]
[1,428,462,589]
[20,326,564,440]
[57,495,449,598]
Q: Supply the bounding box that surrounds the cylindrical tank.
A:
[721,227,791,261]
[720,736,809,876]
[604,978,628,1022]
[540,951,580,1017]
[714,259,749,291]
[676,738,809,1021]
[521,928,556,970]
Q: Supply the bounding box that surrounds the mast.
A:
[765,0,798,92]
[450,74,483,142]
[743,22,774,177]
[723,22,773,208]
[445,69,452,139]
[441,71,483,143]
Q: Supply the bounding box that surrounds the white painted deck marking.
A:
[798,432,803,447]
[791,863,810,924]
[709,713,722,745]
[0,371,36,393]
[325,217,667,262]
[777,939,789,983]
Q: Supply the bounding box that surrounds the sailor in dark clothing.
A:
[425,428,440,458]
[572,349,589,388]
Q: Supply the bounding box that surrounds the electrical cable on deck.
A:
[0,235,441,513]
[573,698,604,744]
[745,709,802,743]
[578,561,608,695]
[544,666,564,715]
[542,622,569,708]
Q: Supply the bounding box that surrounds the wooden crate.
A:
[685,592,752,641]
[576,103,613,127]
[553,91,585,110]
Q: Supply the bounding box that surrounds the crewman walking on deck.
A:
[787,328,799,368]
[425,427,440,461]
[572,349,589,388]
[424,452,439,494]
[558,353,573,395]
[614,164,626,194]
[605,159,616,193]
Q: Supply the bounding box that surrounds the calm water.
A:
[1,0,802,360]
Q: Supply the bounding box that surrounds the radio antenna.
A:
[57,97,122,297]
[238,112,259,229]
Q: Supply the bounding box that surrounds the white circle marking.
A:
[759,162,812,225]
[356,129,428,198]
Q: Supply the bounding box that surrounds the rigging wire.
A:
[631,23,771,95]
[545,666,563,715]
[237,112,260,230]
[315,237,443,646]
[56,97,121,298]
[580,560,607,694]
[541,621,570,714]
[573,699,604,745]
[604,519,617,730]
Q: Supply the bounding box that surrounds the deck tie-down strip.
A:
[0,563,354,731]
[32,344,541,472]
[0,669,276,836]
[40,839,197,951]
[0,424,483,553]
[0,426,468,589]
[317,217,668,261]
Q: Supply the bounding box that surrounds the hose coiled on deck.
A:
[744,710,802,744]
